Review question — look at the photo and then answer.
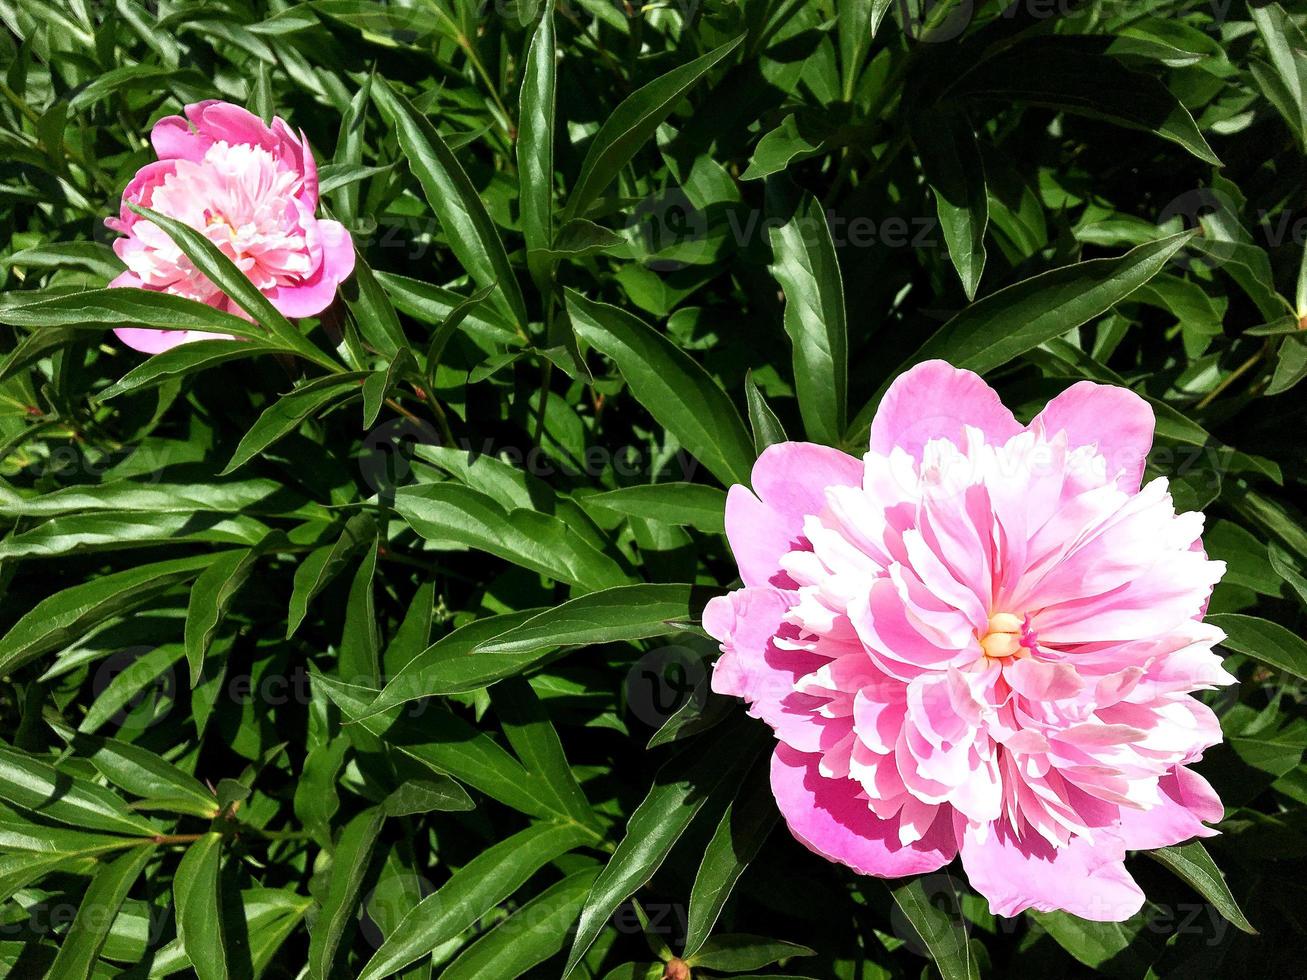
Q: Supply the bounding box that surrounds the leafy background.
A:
[0,0,1306,977]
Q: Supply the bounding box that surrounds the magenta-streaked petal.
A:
[772,743,958,877]
[869,360,1021,459]
[705,589,840,753]
[960,820,1144,921]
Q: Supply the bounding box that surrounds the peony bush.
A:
[0,2,1305,978]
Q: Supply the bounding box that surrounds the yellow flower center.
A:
[980,612,1025,660]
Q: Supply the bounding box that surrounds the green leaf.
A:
[563,720,769,976]
[583,484,726,533]
[683,756,779,957]
[889,877,979,980]
[363,608,546,713]
[332,71,373,224]
[956,41,1221,165]
[766,186,848,444]
[316,671,580,825]
[347,251,408,359]
[687,935,815,972]
[0,510,269,560]
[532,218,627,263]
[372,77,528,330]
[47,724,218,819]
[566,289,754,487]
[308,807,385,980]
[424,281,498,370]
[0,554,213,677]
[1251,2,1307,149]
[0,743,159,837]
[0,287,264,339]
[520,2,556,291]
[1149,842,1255,935]
[1270,545,1307,612]
[911,106,988,299]
[174,833,229,980]
[394,482,629,590]
[847,232,1194,443]
[1207,613,1307,681]
[98,339,280,399]
[375,271,521,345]
[1268,334,1307,396]
[475,583,695,657]
[287,514,377,637]
[47,844,156,980]
[221,374,364,474]
[6,240,120,278]
[837,0,894,100]
[741,113,826,181]
[356,821,591,980]
[0,481,305,520]
[492,678,598,832]
[184,547,261,686]
[382,777,475,816]
[340,537,381,686]
[563,35,743,221]
[441,867,600,980]
[744,369,787,453]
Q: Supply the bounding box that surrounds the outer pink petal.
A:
[150,114,206,162]
[869,360,1021,459]
[317,219,356,281]
[265,273,338,318]
[1029,380,1155,492]
[771,743,958,877]
[1117,766,1222,850]
[192,101,277,151]
[959,820,1144,921]
[725,443,862,588]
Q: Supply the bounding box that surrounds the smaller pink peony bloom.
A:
[706,360,1232,922]
[106,100,355,354]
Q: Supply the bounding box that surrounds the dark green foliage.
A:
[0,1,1304,977]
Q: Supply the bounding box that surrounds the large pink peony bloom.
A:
[705,360,1231,922]
[106,100,355,354]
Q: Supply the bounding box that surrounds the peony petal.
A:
[724,442,862,589]
[772,743,958,877]
[869,360,1021,460]
[1029,380,1155,492]
[1117,766,1222,850]
[192,100,277,151]
[959,820,1144,921]
[150,114,206,162]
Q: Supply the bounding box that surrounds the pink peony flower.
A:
[705,360,1231,922]
[105,100,355,354]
